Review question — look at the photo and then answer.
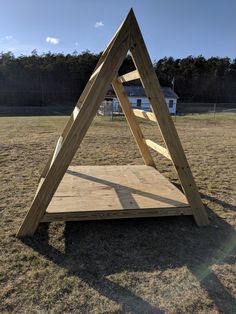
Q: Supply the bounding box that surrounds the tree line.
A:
[0,50,235,106]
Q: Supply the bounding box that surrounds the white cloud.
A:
[0,35,14,41]
[46,36,59,44]
[75,42,79,46]
[94,21,104,28]
[5,35,13,40]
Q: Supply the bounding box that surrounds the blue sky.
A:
[0,0,235,61]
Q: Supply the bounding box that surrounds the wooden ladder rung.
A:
[118,69,140,83]
[132,109,157,122]
[145,139,171,160]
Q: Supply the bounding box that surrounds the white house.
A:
[99,85,178,115]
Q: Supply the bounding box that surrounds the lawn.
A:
[0,113,236,313]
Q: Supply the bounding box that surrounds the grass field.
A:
[0,113,236,313]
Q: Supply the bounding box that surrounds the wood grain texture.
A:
[129,10,209,226]
[132,109,157,122]
[41,16,126,177]
[17,10,133,237]
[18,9,208,237]
[42,207,192,222]
[41,165,191,222]
[49,136,63,168]
[145,139,171,160]
[118,69,140,83]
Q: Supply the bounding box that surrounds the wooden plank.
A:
[49,136,63,168]
[41,165,191,222]
[112,79,156,168]
[40,150,55,179]
[34,178,45,199]
[118,69,140,83]
[42,35,109,177]
[72,107,80,120]
[38,29,118,185]
[57,18,124,141]
[75,17,127,110]
[31,23,123,179]
[145,139,171,160]
[58,8,126,139]
[17,9,133,237]
[89,62,104,81]
[132,108,157,122]
[129,10,209,226]
[40,136,64,179]
[46,165,189,210]
[42,207,192,222]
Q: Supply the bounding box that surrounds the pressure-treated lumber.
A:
[145,139,171,160]
[112,79,156,168]
[18,9,209,237]
[118,69,140,83]
[42,207,192,222]
[17,11,132,237]
[41,19,126,179]
[89,62,105,81]
[132,109,157,122]
[41,165,192,222]
[129,11,209,225]
[50,136,63,168]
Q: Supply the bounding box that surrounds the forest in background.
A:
[0,50,236,106]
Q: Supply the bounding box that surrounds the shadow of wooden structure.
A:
[17,9,208,237]
[22,198,236,312]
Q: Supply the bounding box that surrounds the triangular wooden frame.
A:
[17,9,209,237]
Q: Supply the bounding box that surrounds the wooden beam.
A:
[72,107,80,120]
[89,62,104,81]
[39,9,128,180]
[18,9,209,238]
[17,9,133,237]
[112,79,156,168]
[129,10,209,226]
[118,69,140,83]
[145,139,171,160]
[38,10,134,181]
[40,136,64,179]
[41,206,192,222]
[75,18,127,110]
[49,136,63,168]
[132,109,157,122]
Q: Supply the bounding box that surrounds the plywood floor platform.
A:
[42,165,192,222]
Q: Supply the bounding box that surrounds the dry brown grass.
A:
[0,113,236,313]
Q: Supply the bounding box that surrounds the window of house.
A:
[137,99,142,107]
[169,99,174,108]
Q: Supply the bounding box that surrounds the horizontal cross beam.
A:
[145,139,171,160]
[118,69,140,83]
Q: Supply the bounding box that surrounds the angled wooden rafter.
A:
[17,9,208,237]
[129,12,209,226]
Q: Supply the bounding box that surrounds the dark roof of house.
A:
[161,87,179,99]
[106,85,178,99]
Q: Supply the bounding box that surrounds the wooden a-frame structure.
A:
[17,9,209,237]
